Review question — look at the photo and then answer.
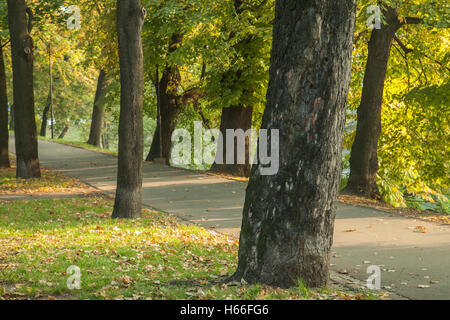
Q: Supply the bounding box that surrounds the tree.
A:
[112,0,146,219]
[7,0,41,178]
[345,4,422,197]
[207,0,273,177]
[87,69,108,146]
[232,0,356,288]
[0,41,10,168]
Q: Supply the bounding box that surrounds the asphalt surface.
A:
[8,136,450,299]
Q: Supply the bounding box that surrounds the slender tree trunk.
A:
[0,44,10,168]
[39,91,51,137]
[7,1,40,178]
[146,34,183,164]
[112,0,145,219]
[210,105,253,177]
[9,105,14,131]
[345,7,401,198]
[58,125,69,139]
[87,69,108,147]
[233,0,356,288]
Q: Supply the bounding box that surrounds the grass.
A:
[39,136,117,156]
[0,197,375,300]
[0,161,90,195]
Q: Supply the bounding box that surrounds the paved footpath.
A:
[8,136,450,299]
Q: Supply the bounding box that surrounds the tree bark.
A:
[210,105,253,177]
[9,105,14,131]
[58,125,69,139]
[87,69,108,147]
[112,0,145,219]
[233,0,356,288]
[146,34,183,164]
[345,6,401,198]
[0,43,10,168]
[39,91,51,137]
[7,1,41,178]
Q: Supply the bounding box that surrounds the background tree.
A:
[233,0,356,287]
[344,0,449,208]
[112,0,146,219]
[0,2,10,168]
[7,0,41,178]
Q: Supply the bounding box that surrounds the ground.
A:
[0,176,373,300]
[2,135,450,300]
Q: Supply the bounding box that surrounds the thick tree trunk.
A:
[233,0,356,288]
[9,105,14,131]
[345,7,401,198]
[0,44,10,168]
[210,105,253,177]
[7,1,41,178]
[146,34,183,164]
[58,125,69,139]
[112,0,145,219]
[39,92,51,137]
[87,69,108,147]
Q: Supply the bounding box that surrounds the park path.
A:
[8,136,450,300]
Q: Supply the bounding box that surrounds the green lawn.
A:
[0,162,87,194]
[0,197,375,300]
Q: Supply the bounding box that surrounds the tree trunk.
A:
[87,69,108,147]
[0,44,10,168]
[58,125,69,139]
[39,91,51,137]
[112,0,145,219]
[7,1,41,178]
[233,0,356,288]
[345,7,401,198]
[210,105,253,177]
[145,34,183,164]
[9,105,14,131]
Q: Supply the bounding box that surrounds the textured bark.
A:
[0,44,10,168]
[39,91,51,137]
[7,0,41,178]
[58,125,69,139]
[112,0,145,219]
[146,34,183,164]
[87,69,108,147]
[346,7,401,198]
[210,105,253,177]
[233,0,356,288]
[9,105,14,130]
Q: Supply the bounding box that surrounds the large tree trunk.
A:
[112,0,145,219]
[146,34,183,164]
[39,91,51,137]
[345,7,401,198]
[210,105,253,177]
[87,69,108,147]
[0,44,10,168]
[7,1,41,178]
[233,0,356,288]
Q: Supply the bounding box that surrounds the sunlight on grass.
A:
[0,198,374,300]
[0,164,88,195]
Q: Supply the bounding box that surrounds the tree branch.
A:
[26,7,34,33]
